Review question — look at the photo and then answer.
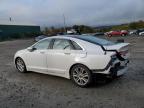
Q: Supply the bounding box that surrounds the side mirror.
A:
[27,47,36,52]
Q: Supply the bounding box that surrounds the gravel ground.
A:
[0,36,144,108]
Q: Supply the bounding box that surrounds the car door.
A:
[46,38,77,74]
[26,39,51,72]
[116,31,121,35]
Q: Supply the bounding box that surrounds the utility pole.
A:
[63,14,66,33]
[9,17,12,22]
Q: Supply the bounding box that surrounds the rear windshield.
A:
[73,35,115,46]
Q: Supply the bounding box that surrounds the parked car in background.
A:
[93,32,104,36]
[121,30,128,36]
[137,29,144,35]
[129,29,144,36]
[129,30,137,35]
[14,35,130,87]
[82,34,88,35]
[57,32,65,35]
[139,31,144,36]
[35,35,47,42]
[105,30,128,37]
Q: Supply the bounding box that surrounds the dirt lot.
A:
[0,36,144,108]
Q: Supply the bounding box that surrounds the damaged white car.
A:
[14,35,129,87]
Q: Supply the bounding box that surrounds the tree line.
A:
[43,20,144,35]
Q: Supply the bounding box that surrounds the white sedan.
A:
[14,35,129,87]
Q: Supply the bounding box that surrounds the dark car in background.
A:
[137,29,144,35]
[35,35,47,42]
[93,32,104,36]
[129,29,144,35]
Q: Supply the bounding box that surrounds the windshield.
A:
[73,35,115,46]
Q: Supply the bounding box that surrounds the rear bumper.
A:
[117,66,128,76]
[91,59,129,77]
[109,59,129,77]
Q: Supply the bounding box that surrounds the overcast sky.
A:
[0,0,144,27]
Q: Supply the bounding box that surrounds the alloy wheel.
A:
[16,58,25,72]
[72,67,89,86]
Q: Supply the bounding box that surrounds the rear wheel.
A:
[15,57,27,73]
[70,64,92,87]
[108,34,112,37]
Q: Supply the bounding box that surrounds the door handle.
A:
[64,53,71,55]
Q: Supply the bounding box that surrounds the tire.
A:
[108,34,112,37]
[121,34,125,36]
[15,57,27,73]
[70,64,92,87]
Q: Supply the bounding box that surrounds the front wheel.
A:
[121,34,126,36]
[15,57,27,73]
[70,64,92,87]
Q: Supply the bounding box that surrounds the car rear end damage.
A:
[92,43,130,77]
[69,35,130,78]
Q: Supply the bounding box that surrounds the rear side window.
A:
[52,39,73,50]
[71,41,82,50]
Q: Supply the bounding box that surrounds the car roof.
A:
[45,35,81,40]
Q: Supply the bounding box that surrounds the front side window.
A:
[34,39,51,50]
[53,39,72,50]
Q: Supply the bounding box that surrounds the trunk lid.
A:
[104,43,130,59]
